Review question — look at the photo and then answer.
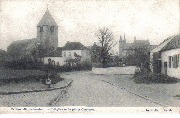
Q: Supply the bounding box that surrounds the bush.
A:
[133,68,178,84]
[42,61,92,72]
[4,60,44,70]
[92,63,103,68]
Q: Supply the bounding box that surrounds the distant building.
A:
[119,34,152,59]
[150,35,180,79]
[7,9,58,60]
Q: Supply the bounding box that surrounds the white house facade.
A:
[150,35,180,79]
[62,49,91,62]
[61,42,91,63]
[161,48,180,79]
[43,57,65,66]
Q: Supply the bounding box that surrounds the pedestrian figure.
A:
[46,73,51,88]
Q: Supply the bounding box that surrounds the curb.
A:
[0,80,73,95]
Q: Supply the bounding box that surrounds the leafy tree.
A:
[95,27,116,67]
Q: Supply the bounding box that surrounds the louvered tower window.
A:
[40,26,43,32]
[50,26,55,33]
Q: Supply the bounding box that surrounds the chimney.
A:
[134,37,136,42]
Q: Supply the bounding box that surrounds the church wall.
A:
[36,25,58,52]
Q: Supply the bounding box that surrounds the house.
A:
[43,41,91,66]
[150,35,180,79]
[7,9,58,61]
[62,42,91,63]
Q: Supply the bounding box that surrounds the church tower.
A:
[36,9,58,52]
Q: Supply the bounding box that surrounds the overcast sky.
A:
[0,0,179,52]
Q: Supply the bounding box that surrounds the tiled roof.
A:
[151,35,176,53]
[161,35,180,51]
[37,9,58,27]
[63,42,88,50]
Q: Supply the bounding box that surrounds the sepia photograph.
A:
[0,0,180,114]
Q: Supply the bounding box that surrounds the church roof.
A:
[37,9,58,27]
[7,38,37,58]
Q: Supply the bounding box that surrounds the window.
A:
[168,56,172,68]
[172,54,179,68]
[40,26,43,32]
[64,52,66,57]
[50,26,55,33]
[178,55,180,67]
[69,52,71,57]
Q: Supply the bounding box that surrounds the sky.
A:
[0,0,179,53]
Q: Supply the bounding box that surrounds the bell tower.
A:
[36,9,58,52]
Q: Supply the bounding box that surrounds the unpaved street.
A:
[1,70,179,107]
[57,71,161,107]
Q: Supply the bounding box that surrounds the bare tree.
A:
[96,27,116,67]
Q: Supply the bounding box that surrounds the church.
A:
[7,8,91,66]
[7,9,58,61]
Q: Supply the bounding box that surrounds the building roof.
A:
[45,47,63,57]
[37,9,58,27]
[161,35,180,52]
[123,43,134,50]
[0,49,7,57]
[150,45,158,51]
[134,40,150,47]
[151,35,176,53]
[63,42,88,50]
[122,40,150,50]
[8,38,37,55]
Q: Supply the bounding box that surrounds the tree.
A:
[123,44,150,68]
[95,27,116,67]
